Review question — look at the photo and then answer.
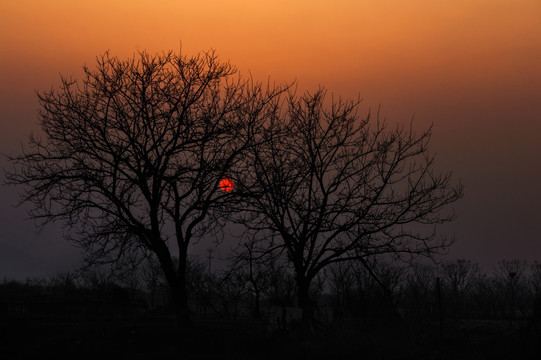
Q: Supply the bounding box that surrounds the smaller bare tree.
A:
[529,261,541,326]
[234,88,463,330]
[441,259,480,317]
[494,259,529,319]
[228,240,278,317]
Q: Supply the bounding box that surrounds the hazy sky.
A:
[1,0,540,280]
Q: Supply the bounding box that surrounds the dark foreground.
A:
[1,315,540,359]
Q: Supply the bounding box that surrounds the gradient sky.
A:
[1,0,540,280]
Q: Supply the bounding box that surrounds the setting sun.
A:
[219,178,234,192]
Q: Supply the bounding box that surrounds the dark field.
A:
[2,315,540,359]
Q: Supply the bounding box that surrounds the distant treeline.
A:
[2,258,541,325]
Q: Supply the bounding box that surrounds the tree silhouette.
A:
[228,240,277,317]
[494,259,529,319]
[234,89,464,329]
[5,49,287,327]
[441,259,480,317]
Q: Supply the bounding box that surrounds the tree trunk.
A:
[169,275,192,329]
[173,259,193,328]
[154,240,193,329]
[254,290,261,318]
[296,272,314,334]
[174,245,193,329]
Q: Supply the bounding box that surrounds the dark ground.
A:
[1,315,540,359]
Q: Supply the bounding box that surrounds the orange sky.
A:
[1,0,541,277]
[1,1,540,144]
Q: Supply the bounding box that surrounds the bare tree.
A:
[441,259,480,295]
[228,240,278,317]
[233,89,463,328]
[327,261,358,318]
[5,49,287,327]
[494,259,529,319]
[441,259,480,317]
[529,261,541,326]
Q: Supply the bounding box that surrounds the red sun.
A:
[219,178,234,192]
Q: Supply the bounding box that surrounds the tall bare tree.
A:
[234,89,463,327]
[5,49,286,327]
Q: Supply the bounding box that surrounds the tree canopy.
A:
[6,49,288,326]
[232,89,463,323]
